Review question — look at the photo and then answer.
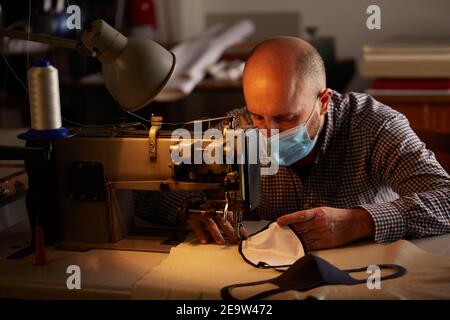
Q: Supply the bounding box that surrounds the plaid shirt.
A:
[228,90,450,243]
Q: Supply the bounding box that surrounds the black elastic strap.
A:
[343,263,407,283]
[221,263,406,300]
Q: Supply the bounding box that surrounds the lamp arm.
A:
[0,28,89,54]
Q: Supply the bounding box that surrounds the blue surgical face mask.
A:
[268,98,320,166]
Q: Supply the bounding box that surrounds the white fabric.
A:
[131,229,450,300]
[241,222,305,268]
[155,20,254,102]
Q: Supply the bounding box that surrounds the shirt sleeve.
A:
[358,113,450,242]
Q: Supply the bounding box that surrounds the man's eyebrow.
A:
[274,113,300,119]
[248,111,301,119]
[248,111,263,117]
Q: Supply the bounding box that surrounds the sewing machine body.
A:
[25,123,260,251]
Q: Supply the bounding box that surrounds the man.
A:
[188,36,450,250]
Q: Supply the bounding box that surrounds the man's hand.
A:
[188,213,249,245]
[277,207,375,250]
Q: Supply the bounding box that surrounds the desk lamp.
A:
[0,19,176,111]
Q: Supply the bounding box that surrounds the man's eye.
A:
[252,115,264,121]
[281,115,299,122]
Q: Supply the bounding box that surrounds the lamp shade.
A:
[80,20,175,112]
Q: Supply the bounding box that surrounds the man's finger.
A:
[239,226,249,240]
[293,219,318,233]
[204,217,225,245]
[214,216,238,244]
[226,212,235,225]
[277,208,317,226]
[188,218,209,244]
[226,212,249,240]
[304,239,324,251]
[299,230,322,243]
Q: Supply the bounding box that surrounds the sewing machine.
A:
[0,18,260,252]
[22,116,260,251]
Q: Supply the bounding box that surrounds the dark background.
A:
[0,0,353,129]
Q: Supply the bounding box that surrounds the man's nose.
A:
[263,118,279,137]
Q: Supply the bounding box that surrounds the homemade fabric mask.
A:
[223,222,407,300]
[239,221,306,270]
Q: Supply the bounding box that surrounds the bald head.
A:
[244,36,326,99]
[243,37,329,132]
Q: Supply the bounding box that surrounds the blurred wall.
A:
[162,0,450,90]
[170,0,450,58]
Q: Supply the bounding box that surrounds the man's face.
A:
[243,66,323,136]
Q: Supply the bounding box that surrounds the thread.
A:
[27,60,63,130]
[34,225,47,265]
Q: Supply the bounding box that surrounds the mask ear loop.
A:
[307,89,331,136]
[299,95,322,142]
[221,278,318,301]
[343,264,407,283]
[304,96,320,126]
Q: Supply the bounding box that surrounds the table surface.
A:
[1,217,450,300]
[1,129,450,299]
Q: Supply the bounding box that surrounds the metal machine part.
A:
[45,117,260,250]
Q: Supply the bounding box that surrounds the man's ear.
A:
[319,89,332,115]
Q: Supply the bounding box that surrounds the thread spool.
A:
[25,60,70,140]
